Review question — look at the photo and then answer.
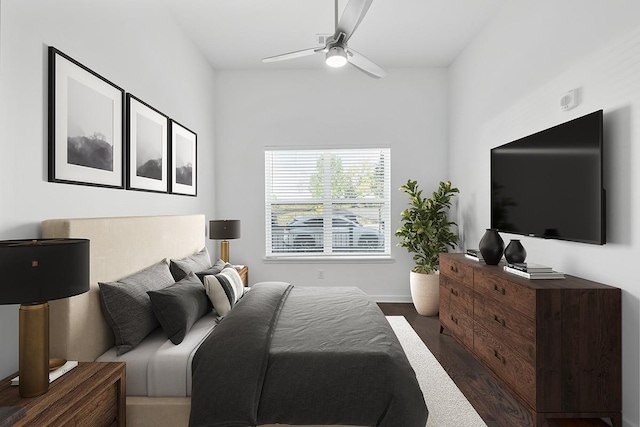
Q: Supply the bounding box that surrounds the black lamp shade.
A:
[209,220,241,240]
[0,239,90,304]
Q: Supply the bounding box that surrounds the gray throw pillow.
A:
[99,260,175,355]
[195,265,223,284]
[148,272,212,345]
[193,258,228,283]
[170,247,213,281]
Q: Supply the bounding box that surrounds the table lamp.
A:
[0,238,89,397]
[209,220,240,263]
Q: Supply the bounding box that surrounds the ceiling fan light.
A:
[326,46,347,68]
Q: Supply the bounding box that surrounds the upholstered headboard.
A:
[41,214,206,362]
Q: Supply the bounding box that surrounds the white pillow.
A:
[203,266,245,317]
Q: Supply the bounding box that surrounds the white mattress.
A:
[97,312,218,397]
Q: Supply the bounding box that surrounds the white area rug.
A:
[387,316,488,427]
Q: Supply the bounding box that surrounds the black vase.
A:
[479,229,504,265]
[504,239,527,264]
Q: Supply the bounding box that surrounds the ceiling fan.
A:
[262,0,387,79]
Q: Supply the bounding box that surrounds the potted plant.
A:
[395,180,459,316]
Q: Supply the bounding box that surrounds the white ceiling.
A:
[161,0,506,71]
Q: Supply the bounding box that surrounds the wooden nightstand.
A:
[235,265,249,286]
[0,362,125,427]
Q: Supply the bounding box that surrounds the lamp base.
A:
[19,302,49,397]
[220,240,230,263]
[49,358,67,371]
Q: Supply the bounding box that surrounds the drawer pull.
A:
[493,284,506,295]
[450,265,458,273]
[450,314,459,325]
[493,349,506,364]
[450,288,459,297]
[493,314,506,327]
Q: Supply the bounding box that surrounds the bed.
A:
[41,214,427,427]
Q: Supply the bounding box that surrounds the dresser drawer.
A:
[474,269,535,319]
[440,275,473,317]
[440,301,473,349]
[64,382,118,427]
[440,255,473,287]
[474,292,535,364]
[474,323,535,406]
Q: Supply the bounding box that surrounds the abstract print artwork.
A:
[170,120,197,196]
[126,94,169,193]
[48,47,125,188]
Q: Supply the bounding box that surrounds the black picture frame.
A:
[48,47,125,188]
[169,120,197,196]
[126,94,169,193]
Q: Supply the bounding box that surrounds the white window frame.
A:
[265,147,391,259]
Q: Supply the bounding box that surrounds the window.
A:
[265,148,391,258]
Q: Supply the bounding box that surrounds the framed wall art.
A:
[169,120,197,196]
[48,46,125,188]
[126,94,169,193]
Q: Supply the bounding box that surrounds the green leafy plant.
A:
[395,180,459,274]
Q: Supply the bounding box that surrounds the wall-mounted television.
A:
[491,110,605,245]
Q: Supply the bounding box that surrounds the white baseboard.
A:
[370,295,413,303]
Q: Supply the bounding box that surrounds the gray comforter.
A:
[189,282,428,427]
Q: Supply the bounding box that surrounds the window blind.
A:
[265,148,391,258]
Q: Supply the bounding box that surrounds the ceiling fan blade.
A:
[336,0,373,42]
[346,48,387,79]
[262,47,324,63]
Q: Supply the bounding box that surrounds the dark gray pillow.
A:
[98,260,175,355]
[170,247,212,281]
[148,272,212,345]
[194,263,225,284]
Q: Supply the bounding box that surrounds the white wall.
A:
[0,0,217,379]
[449,2,640,426]
[214,68,449,300]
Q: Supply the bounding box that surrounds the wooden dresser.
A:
[0,362,125,427]
[439,253,621,427]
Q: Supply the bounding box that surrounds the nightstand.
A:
[236,265,249,286]
[0,362,125,427]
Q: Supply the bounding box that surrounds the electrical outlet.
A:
[318,269,324,279]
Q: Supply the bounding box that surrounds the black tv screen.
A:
[491,110,605,245]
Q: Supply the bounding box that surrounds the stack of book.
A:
[11,360,78,386]
[464,249,484,262]
[503,262,565,279]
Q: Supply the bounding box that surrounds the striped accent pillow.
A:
[203,266,245,316]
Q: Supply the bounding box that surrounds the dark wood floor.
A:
[378,303,609,427]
